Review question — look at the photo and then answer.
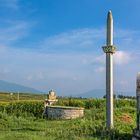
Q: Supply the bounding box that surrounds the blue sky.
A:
[0,0,140,95]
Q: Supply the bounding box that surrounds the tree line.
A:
[103,94,136,99]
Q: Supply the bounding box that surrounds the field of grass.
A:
[0,93,137,140]
[0,92,46,102]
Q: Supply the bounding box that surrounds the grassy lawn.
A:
[0,94,136,140]
[0,107,136,140]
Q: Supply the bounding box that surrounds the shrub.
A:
[0,101,44,118]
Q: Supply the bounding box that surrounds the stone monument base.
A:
[44,106,84,119]
[132,129,140,140]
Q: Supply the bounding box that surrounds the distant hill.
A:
[0,80,44,93]
[76,89,135,98]
[76,89,105,98]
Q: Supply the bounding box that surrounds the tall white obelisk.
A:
[102,11,116,129]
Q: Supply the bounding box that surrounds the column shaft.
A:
[106,53,113,128]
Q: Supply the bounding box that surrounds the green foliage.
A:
[0,92,46,102]
[117,94,136,99]
[115,99,136,108]
[0,101,44,118]
[55,98,85,107]
[0,98,137,139]
[85,99,105,109]
[55,98,135,110]
[0,106,135,140]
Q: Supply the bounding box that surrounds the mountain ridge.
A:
[0,80,44,93]
[75,89,135,98]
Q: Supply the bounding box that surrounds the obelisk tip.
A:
[108,10,112,14]
[107,10,113,19]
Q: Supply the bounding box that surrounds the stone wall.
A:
[44,106,84,119]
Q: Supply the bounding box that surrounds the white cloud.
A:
[39,27,140,54]
[40,28,105,53]
[26,71,46,81]
[26,75,32,81]
[94,54,105,64]
[114,51,131,65]
[95,66,105,73]
[0,21,30,45]
[0,0,19,10]
[119,80,128,86]
[94,51,131,65]
[0,27,139,94]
